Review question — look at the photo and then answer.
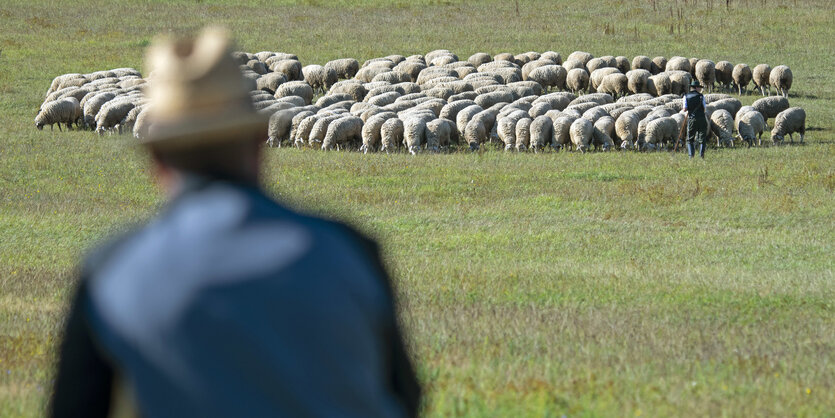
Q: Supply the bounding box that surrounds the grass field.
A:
[1,0,834,416]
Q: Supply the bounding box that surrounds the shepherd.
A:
[680,79,709,159]
[50,27,420,418]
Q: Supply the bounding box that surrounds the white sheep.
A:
[322,116,363,151]
[275,81,314,105]
[597,73,628,98]
[514,117,532,152]
[734,109,765,147]
[35,97,82,131]
[615,110,640,149]
[552,115,577,150]
[752,64,772,96]
[592,116,615,151]
[631,56,652,72]
[751,96,790,123]
[325,58,359,80]
[642,117,678,150]
[95,98,136,134]
[528,115,553,152]
[769,65,792,98]
[497,110,528,150]
[569,117,593,152]
[360,112,395,153]
[527,65,567,91]
[302,65,337,95]
[425,118,453,152]
[770,107,805,144]
[732,64,753,95]
[695,60,716,93]
[380,117,404,153]
[715,61,734,92]
[709,109,735,147]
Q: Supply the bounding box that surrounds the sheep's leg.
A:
[57,123,62,132]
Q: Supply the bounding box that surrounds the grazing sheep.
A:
[528,115,553,152]
[267,109,304,147]
[380,117,404,153]
[567,51,594,67]
[626,69,651,95]
[632,56,652,72]
[695,60,716,93]
[325,58,360,79]
[528,65,567,91]
[589,68,620,91]
[403,115,431,154]
[289,110,316,142]
[646,73,672,96]
[735,109,766,146]
[540,51,562,65]
[475,90,514,109]
[668,71,693,95]
[561,59,585,72]
[752,64,772,96]
[521,59,553,80]
[751,96,790,122]
[585,57,609,74]
[393,60,427,82]
[597,73,628,98]
[35,97,82,131]
[552,115,578,149]
[255,72,287,94]
[440,99,477,121]
[468,53,492,68]
[651,57,667,75]
[425,118,453,151]
[329,80,368,102]
[268,59,303,81]
[732,64,753,95]
[373,71,411,84]
[569,93,614,107]
[615,56,630,74]
[528,102,552,118]
[769,65,792,98]
[366,91,401,107]
[308,114,343,146]
[642,117,678,150]
[709,109,735,147]
[707,98,742,118]
[95,98,135,134]
[770,107,805,144]
[360,112,394,153]
[302,65,337,95]
[715,61,733,92]
[581,106,609,124]
[274,80,314,105]
[355,66,392,83]
[566,68,589,94]
[322,116,363,150]
[81,92,116,129]
[514,117,532,151]
[498,110,528,150]
[569,117,593,152]
[592,116,615,151]
[615,110,641,149]
[132,106,152,139]
[534,92,575,111]
[666,56,691,73]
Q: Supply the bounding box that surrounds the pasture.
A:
[1,0,834,416]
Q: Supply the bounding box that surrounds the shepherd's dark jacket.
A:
[50,176,421,418]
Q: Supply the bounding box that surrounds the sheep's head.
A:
[770,133,784,145]
[468,142,479,152]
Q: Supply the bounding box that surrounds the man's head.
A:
[141,27,268,192]
[690,79,703,92]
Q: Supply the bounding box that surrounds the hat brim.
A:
[139,111,269,151]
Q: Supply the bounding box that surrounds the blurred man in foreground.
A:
[50,27,420,417]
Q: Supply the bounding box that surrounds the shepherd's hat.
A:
[140,26,267,151]
[690,79,703,89]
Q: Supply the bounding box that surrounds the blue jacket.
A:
[51,177,420,418]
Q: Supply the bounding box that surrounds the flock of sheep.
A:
[35,49,808,153]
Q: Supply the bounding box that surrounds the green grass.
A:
[1,0,834,416]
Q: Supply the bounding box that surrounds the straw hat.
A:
[140,26,267,151]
